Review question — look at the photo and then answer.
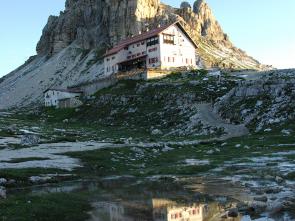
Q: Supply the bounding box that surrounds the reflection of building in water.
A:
[88,199,239,221]
[152,199,208,221]
[89,202,126,221]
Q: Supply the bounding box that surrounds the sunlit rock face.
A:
[37,0,161,56]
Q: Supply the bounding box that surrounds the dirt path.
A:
[197,103,249,140]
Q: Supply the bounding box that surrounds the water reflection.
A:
[153,199,208,221]
[88,198,241,221]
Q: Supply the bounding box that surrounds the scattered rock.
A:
[206,150,214,154]
[0,186,6,198]
[254,196,268,202]
[221,142,227,147]
[256,100,263,107]
[0,178,7,185]
[183,159,209,166]
[162,145,173,152]
[267,201,284,214]
[275,176,283,183]
[5,125,17,134]
[151,129,163,136]
[281,129,291,135]
[227,208,239,217]
[20,134,40,146]
[264,187,281,194]
[249,201,267,213]
[29,176,52,183]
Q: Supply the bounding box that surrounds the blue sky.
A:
[0,0,294,77]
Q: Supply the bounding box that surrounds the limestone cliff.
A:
[0,0,267,109]
[35,0,266,69]
[37,0,162,56]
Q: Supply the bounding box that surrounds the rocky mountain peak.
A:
[37,0,162,56]
[180,1,192,9]
[193,0,205,13]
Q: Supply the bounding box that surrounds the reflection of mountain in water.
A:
[88,198,242,221]
[89,202,127,221]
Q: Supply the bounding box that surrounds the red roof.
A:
[104,21,197,57]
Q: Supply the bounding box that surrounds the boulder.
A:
[227,208,239,217]
[151,129,163,136]
[254,196,268,202]
[0,186,6,199]
[0,178,7,185]
[275,176,283,183]
[20,134,40,146]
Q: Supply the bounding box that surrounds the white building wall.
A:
[104,54,118,76]
[44,90,81,107]
[159,24,196,70]
[146,39,161,69]
[127,41,147,60]
[104,23,197,75]
[104,40,148,75]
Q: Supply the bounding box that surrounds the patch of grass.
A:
[285,172,295,180]
[0,129,17,137]
[0,168,68,184]
[0,192,91,221]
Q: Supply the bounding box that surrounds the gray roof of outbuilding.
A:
[43,88,83,94]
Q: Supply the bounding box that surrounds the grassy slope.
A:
[1,71,295,220]
[2,70,237,143]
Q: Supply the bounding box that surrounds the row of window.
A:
[45,100,57,106]
[147,37,159,47]
[106,56,116,62]
[106,65,116,73]
[170,208,200,219]
[50,91,60,96]
[163,57,193,64]
[126,41,145,50]
[127,51,145,60]
[148,57,158,64]
[171,213,182,219]
[163,34,175,45]
[164,56,175,63]
[185,58,193,65]
[148,47,157,53]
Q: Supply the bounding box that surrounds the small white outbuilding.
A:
[44,88,83,108]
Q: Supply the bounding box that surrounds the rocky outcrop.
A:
[0,0,268,109]
[180,2,192,9]
[179,0,227,42]
[37,0,161,56]
[214,69,295,131]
